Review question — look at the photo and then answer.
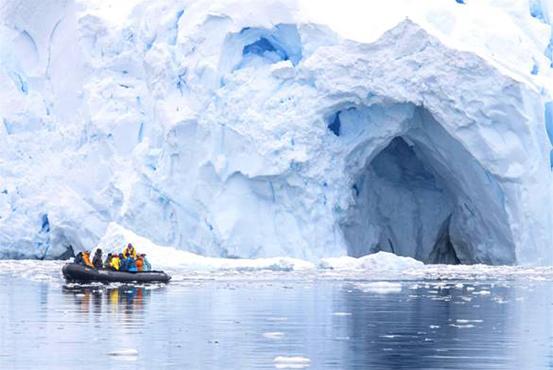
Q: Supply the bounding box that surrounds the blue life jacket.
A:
[143,258,152,271]
[126,257,137,272]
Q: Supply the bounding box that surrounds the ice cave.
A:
[339,106,515,265]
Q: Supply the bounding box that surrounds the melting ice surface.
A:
[2,257,553,369]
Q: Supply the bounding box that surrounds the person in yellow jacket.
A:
[110,254,121,271]
[82,250,94,268]
[122,243,137,259]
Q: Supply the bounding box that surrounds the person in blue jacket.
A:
[125,254,138,272]
[118,253,128,271]
[143,254,152,271]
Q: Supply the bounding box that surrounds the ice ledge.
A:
[96,222,423,272]
[96,223,316,271]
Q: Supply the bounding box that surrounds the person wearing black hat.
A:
[92,248,103,269]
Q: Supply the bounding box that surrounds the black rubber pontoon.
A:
[62,263,171,283]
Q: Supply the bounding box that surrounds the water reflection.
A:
[342,282,515,369]
[1,275,553,370]
[62,285,151,315]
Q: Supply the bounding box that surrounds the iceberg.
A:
[0,0,553,265]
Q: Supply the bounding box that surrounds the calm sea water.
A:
[1,262,553,369]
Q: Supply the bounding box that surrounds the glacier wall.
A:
[1,0,553,264]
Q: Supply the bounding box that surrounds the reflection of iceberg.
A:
[0,1,552,265]
[340,281,553,369]
[340,282,488,368]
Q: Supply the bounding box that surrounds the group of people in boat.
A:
[74,243,152,272]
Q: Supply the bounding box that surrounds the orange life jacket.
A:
[136,257,144,272]
[82,252,94,268]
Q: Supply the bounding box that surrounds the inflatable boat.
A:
[62,263,171,284]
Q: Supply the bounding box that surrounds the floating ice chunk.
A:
[472,290,491,295]
[353,281,402,294]
[332,312,352,316]
[263,332,285,339]
[355,252,424,271]
[319,252,423,271]
[273,356,311,369]
[449,324,475,328]
[108,349,138,356]
[318,256,357,270]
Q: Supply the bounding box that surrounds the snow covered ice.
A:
[1,0,553,266]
